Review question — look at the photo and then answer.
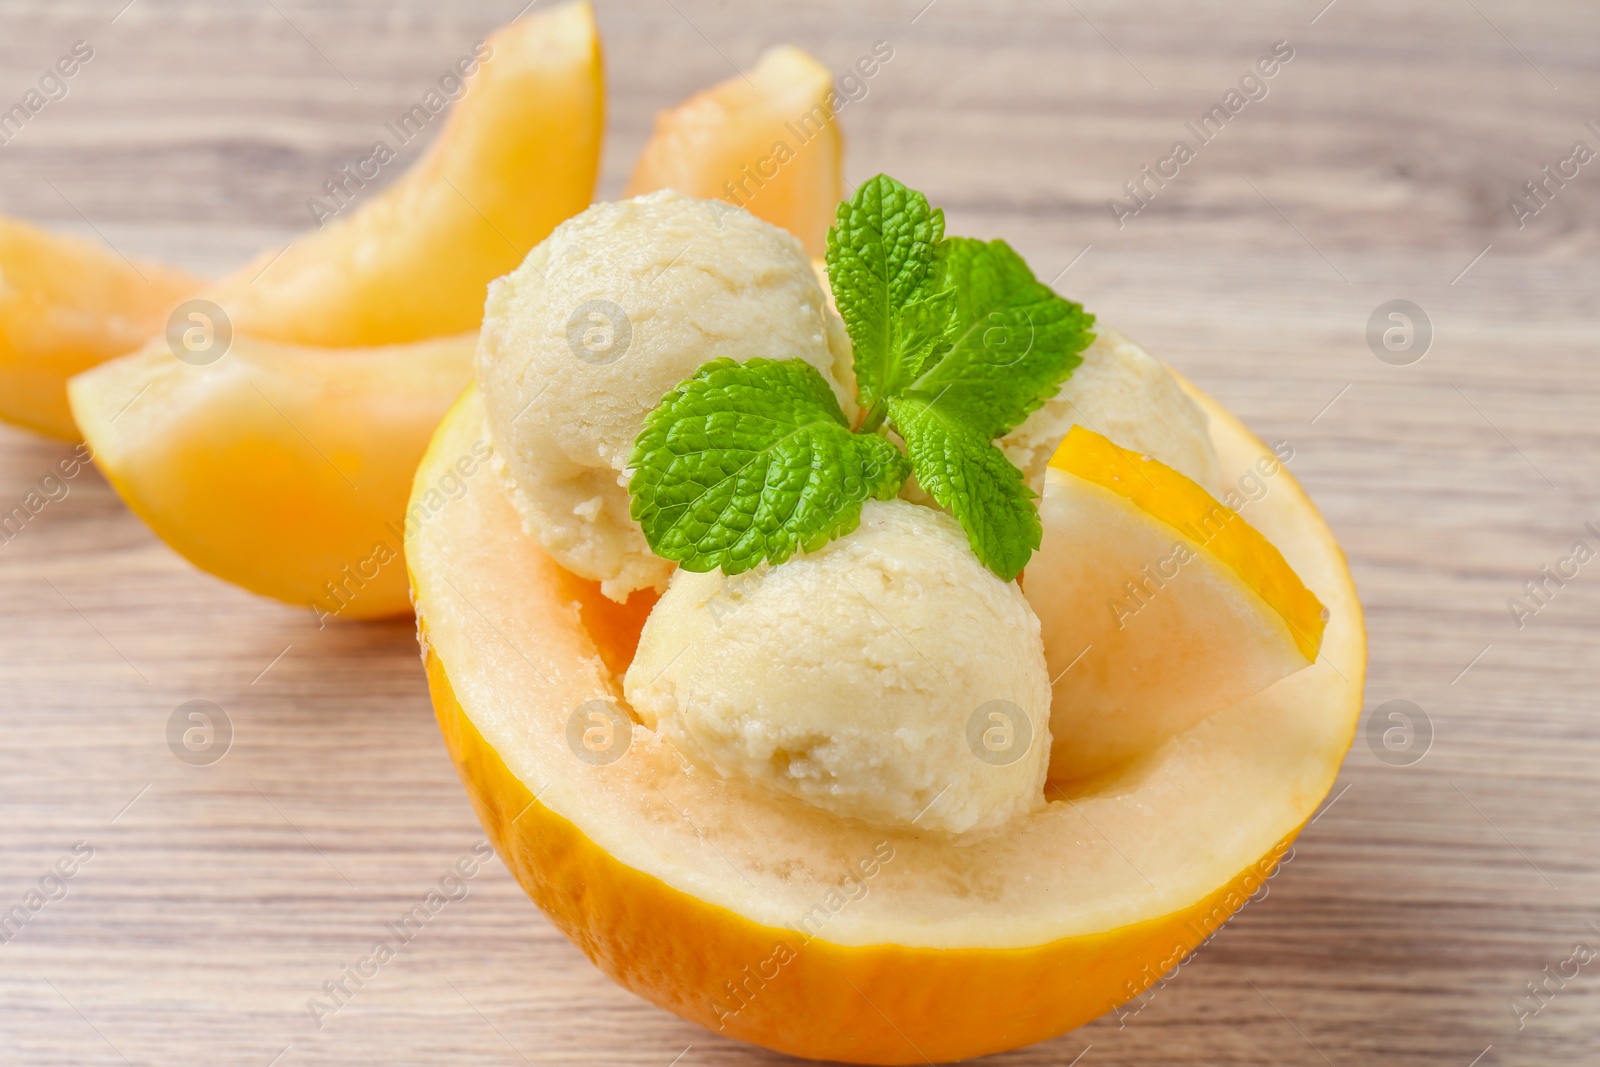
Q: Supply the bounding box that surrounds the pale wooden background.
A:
[2,0,1598,1064]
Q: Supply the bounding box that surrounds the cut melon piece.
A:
[625,46,842,257]
[71,333,474,618]
[68,0,602,613]
[409,383,1364,1064]
[1032,426,1328,782]
[201,0,603,347]
[0,215,201,439]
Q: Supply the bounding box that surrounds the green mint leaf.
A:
[888,394,1041,583]
[906,236,1095,439]
[892,289,959,383]
[825,174,946,411]
[628,358,911,575]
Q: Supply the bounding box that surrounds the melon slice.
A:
[625,46,842,257]
[0,215,201,439]
[201,0,603,347]
[69,0,603,613]
[71,333,474,618]
[408,383,1365,1064]
[1031,425,1328,782]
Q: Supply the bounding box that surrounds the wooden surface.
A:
[3,1,1599,1064]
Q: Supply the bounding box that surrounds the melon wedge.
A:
[201,0,603,347]
[409,383,1365,1064]
[1032,426,1328,782]
[0,215,201,439]
[68,0,602,614]
[71,333,474,618]
[625,46,842,257]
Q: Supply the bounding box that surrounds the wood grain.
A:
[3,1,1599,1064]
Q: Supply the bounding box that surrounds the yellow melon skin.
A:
[625,46,842,258]
[429,638,1301,1064]
[411,381,1366,1064]
[202,0,603,347]
[71,333,473,618]
[0,215,201,440]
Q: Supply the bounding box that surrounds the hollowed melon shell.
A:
[410,382,1365,1064]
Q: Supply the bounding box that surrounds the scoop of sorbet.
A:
[476,190,853,601]
[623,499,1052,835]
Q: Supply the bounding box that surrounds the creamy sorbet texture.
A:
[476,190,853,601]
[624,499,1052,835]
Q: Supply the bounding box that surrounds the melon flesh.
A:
[625,46,842,258]
[201,0,603,347]
[0,215,200,439]
[71,333,474,617]
[66,0,603,614]
[1031,461,1317,783]
[409,381,1365,1061]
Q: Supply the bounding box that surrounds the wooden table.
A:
[2,1,1597,1064]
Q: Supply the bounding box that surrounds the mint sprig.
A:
[628,358,909,575]
[627,175,1095,582]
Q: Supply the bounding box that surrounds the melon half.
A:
[408,383,1364,1064]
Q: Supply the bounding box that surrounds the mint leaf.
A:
[628,358,911,575]
[825,175,946,411]
[905,237,1095,439]
[893,289,959,382]
[888,394,1041,582]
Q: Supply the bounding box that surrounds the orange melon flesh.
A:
[409,384,1365,1063]
[66,0,603,613]
[0,215,201,439]
[201,0,603,347]
[625,46,842,258]
[71,333,473,618]
[1033,426,1328,782]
